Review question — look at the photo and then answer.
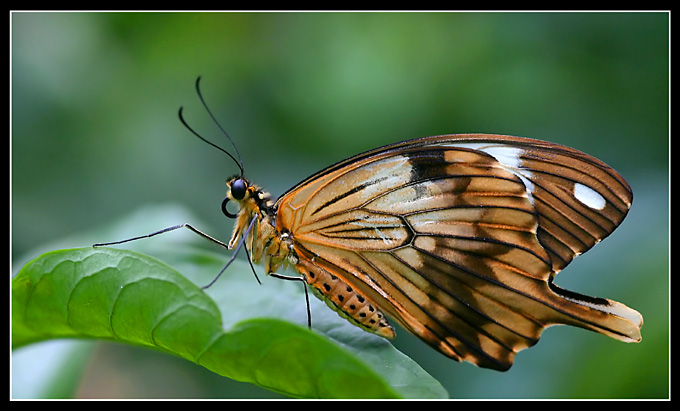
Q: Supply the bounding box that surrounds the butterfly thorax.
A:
[226,177,297,275]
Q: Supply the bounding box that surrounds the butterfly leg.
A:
[93,222,263,288]
[269,272,312,330]
[202,218,261,288]
[93,223,230,249]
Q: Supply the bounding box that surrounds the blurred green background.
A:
[11,11,668,399]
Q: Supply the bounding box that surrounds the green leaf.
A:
[12,247,447,399]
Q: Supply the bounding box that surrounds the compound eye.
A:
[230,178,247,200]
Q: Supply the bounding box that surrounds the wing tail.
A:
[545,278,643,343]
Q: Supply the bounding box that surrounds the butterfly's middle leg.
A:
[93,219,263,289]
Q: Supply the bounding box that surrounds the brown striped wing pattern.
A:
[275,134,642,371]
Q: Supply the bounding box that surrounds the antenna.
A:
[177,76,245,176]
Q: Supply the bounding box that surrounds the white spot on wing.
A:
[479,146,523,169]
[573,182,607,210]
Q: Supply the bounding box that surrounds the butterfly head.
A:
[222,176,249,219]
[222,176,274,220]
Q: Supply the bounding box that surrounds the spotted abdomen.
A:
[295,257,395,338]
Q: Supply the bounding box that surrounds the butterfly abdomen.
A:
[295,256,395,338]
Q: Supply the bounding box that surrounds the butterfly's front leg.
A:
[227,207,253,250]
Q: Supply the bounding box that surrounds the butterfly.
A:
[96,78,643,371]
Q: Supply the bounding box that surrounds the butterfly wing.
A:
[275,134,641,370]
